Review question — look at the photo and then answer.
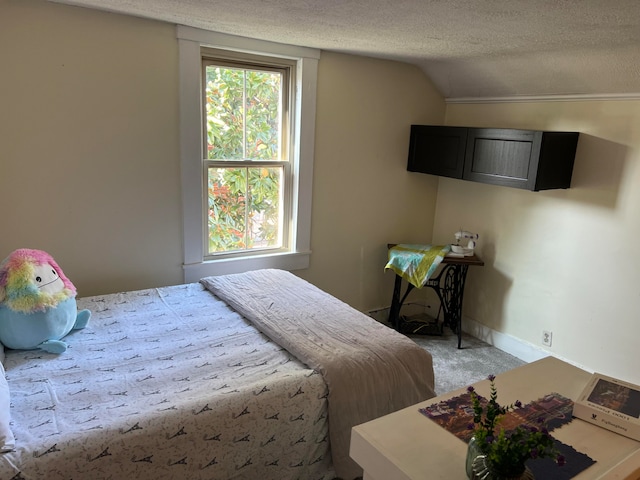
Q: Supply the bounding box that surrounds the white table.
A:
[350,357,640,480]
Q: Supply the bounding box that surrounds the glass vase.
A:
[465,437,535,480]
[470,455,535,480]
[465,436,483,477]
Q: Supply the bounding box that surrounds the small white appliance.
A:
[450,230,479,256]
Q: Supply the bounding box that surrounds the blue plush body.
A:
[0,298,90,353]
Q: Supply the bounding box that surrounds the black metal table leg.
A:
[388,274,414,330]
[387,263,471,348]
[388,275,403,328]
[435,264,470,349]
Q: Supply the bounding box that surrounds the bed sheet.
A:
[1,283,334,480]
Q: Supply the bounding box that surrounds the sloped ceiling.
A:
[50,0,640,99]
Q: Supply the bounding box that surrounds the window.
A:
[202,53,290,256]
[177,27,319,282]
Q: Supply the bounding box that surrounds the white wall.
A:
[0,1,445,310]
[434,100,640,384]
[1,0,184,295]
[298,52,445,309]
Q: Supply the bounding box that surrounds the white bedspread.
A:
[1,283,334,480]
[201,269,436,480]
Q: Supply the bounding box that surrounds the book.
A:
[572,372,640,441]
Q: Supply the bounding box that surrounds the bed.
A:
[0,269,436,480]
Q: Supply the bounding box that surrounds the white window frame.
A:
[177,26,319,282]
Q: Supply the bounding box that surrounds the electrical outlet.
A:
[542,330,553,347]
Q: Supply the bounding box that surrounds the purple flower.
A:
[487,374,496,381]
[467,386,475,393]
[531,447,539,459]
[557,455,566,466]
[486,435,494,444]
[467,423,475,430]
[514,400,522,408]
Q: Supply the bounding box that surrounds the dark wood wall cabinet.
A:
[407,125,580,191]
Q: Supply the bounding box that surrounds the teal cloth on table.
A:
[385,244,451,288]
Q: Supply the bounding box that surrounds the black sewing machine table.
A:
[387,251,484,349]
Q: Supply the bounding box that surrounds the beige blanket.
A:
[201,269,436,480]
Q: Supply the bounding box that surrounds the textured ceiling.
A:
[50,0,640,99]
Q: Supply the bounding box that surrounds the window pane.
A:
[205,66,244,159]
[205,66,282,161]
[246,70,281,160]
[207,166,282,254]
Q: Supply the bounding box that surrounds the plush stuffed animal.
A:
[0,249,90,354]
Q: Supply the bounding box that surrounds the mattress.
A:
[1,283,334,480]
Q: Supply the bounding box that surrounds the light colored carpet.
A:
[407,330,526,396]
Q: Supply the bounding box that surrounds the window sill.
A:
[183,250,311,283]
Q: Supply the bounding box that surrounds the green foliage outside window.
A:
[205,65,284,253]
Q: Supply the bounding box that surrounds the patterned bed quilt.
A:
[0,270,436,480]
[1,283,334,480]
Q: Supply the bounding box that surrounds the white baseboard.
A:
[367,306,591,372]
[462,317,548,363]
[462,315,592,372]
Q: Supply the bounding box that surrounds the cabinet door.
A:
[463,128,542,190]
[407,125,467,179]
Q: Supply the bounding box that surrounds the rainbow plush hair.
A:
[0,249,76,314]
